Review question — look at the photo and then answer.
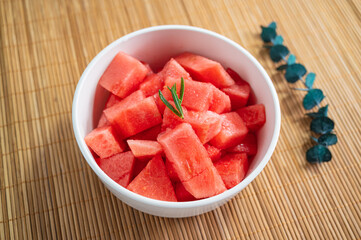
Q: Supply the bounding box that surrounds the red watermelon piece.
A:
[214,153,249,189]
[142,62,154,76]
[99,51,148,98]
[110,89,145,110]
[158,123,225,198]
[97,113,109,128]
[159,58,192,83]
[165,158,180,182]
[210,112,248,149]
[130,124,162,141]
[158,123,213,182]
[175,182,196,201]
[164,77,213,112]
[204,144,222,162]
[222,82,251,110]
[161,103,188,131]
[132,158,150,180]
[140,73,163,97]
[226,68,245,83]
[104,97,162,139]
[85,125,126,159]
[186,110,223,144]
[153,92,166,115]
[227,133,257,156]
[97,151,135,187]
[237,104,266,131]
[105,94,122,109]
[127,155,177,201]
[209,85,231,114]
[127,140,163,159]
[182,165,226,198]
[175,52,235,88]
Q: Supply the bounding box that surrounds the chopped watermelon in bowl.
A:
[72,25,281,218]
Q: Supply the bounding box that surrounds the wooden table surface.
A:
[1,0,361,239]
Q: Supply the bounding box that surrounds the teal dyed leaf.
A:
[287,54,296,65]
[310,117,334,134]
[305,72,316,89]
[306,105,329,118]
[268,22,277,29]
[318,133,338,146]
[276,64,288,71]
[270,45,289,62]
[306,145,332,163]
[273,35,284,45]
[303,89,325,110]
[285,63,307,83]
[261,26,276,43]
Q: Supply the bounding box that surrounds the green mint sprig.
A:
[261,22,338,163]
[159,77,185,119]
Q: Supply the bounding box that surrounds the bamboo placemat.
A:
[1,0,361,239]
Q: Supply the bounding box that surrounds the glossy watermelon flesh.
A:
[161,106,187,131]
[158,123,226,198]
[97,113,109,128]
[142,62,154,76]
[127,140,163,159]
[99,51,148,98]
[165,158,180,182]
[159,58,192,83]
[226,133,257,156]
[237,104,266,131]
[132,158,149,180]
[182,165,226,198]
[226,67,245,83]
[104,97,162,139]
[105,94,122,109]
[153,92,166,115]
[208,85,231,114]
[175,182,196,201]
[222,82,251,110]
[96,151,135,187]
[204,144,222,162]
[175,52,235,88]
[210,112,248,149]
[127,155,177,201]
[130,124,161,141]
[163,77,213,112]
[85,125,126,159]
[214,153,249,189]
[139,73,163,97]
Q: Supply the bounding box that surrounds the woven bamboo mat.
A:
[1,0,361,239]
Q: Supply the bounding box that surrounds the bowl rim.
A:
[72,25,281,209]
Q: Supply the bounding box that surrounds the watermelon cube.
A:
[209,85,231,114]
[237,104,266,131]
[85,126,126,159]
[166,158,180,182]
[96,151,135,187]
[214,153,249,189]
[175,52,235,88]
[210,112,248,149]
[161,103,188,131]
[153,92,166,115]
[97,113,109,128]
[164,77,213,112]
[110,89,145,110]
[105,94,122,109]
[142,62,154,76]
[130,124,162,141]
[204,144,222,162]
[99,51,148,98]
[127,155,177,201]
[175,182,196,201]
[127,140,163,159]
[158,123,213,182]
[132,158,150,180]
[159,58,192,83]
[104,97,162,139]
[227,133,257,156]
[182,165,226,198]
[186,110,223,144]
[139,73,163,97]
[226,68,245,83]
[222,82,251,110]
[158,123,225,198]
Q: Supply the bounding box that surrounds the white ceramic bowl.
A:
[72,25,281,218]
